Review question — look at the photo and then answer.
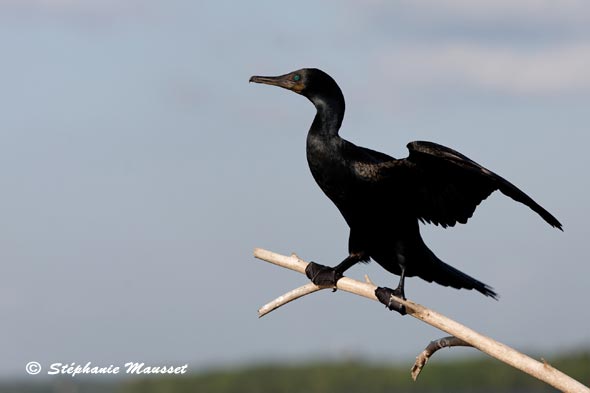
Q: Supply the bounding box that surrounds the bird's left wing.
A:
[357,141,562,229]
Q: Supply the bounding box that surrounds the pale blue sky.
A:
[1,0,588,378]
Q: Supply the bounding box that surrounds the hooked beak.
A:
[249,73,303,93]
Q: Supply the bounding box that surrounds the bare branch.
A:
[255,248,410,311]
[411,336,471,381]
[258,282,321,318]
[254,247,590,393]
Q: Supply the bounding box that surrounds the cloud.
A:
[338,0,590,49]
[331,1,590,96]
[395,0,590,24]
[378,43,590,95]
[399,0,587,14]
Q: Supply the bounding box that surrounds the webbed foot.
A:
[375,286,407,315]
[305,262,342,290]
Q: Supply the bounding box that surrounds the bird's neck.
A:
[306,96,347,171]
[308,95,345,139]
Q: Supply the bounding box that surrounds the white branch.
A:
[258,282,321,317]
[254,248,589,393]
[411,336,472,381]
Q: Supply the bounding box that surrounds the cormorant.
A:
[250,68,562,314]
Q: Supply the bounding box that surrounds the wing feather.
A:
[360,141,562,229]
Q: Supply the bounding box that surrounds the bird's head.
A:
[250,68,344,109]
[250,69,308,94]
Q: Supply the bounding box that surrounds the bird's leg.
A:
[375,267,407,315]
[305,254,362,291]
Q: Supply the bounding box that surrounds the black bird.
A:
[250,68,562,314]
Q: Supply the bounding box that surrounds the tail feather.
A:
[430,259,498,299]
[414,247,498,299]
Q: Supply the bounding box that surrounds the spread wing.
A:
[356,141,562,229]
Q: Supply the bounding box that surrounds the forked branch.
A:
[410,336,471,380]
[254,248,589,393]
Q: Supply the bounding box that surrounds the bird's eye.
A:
[293,74,301,82]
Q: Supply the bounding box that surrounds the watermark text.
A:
[26,361,188,377]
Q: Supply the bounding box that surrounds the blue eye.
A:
[293,74,301,81]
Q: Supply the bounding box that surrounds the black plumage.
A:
[250,68,561,314]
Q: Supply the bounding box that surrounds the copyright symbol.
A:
[25,361,41,375]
